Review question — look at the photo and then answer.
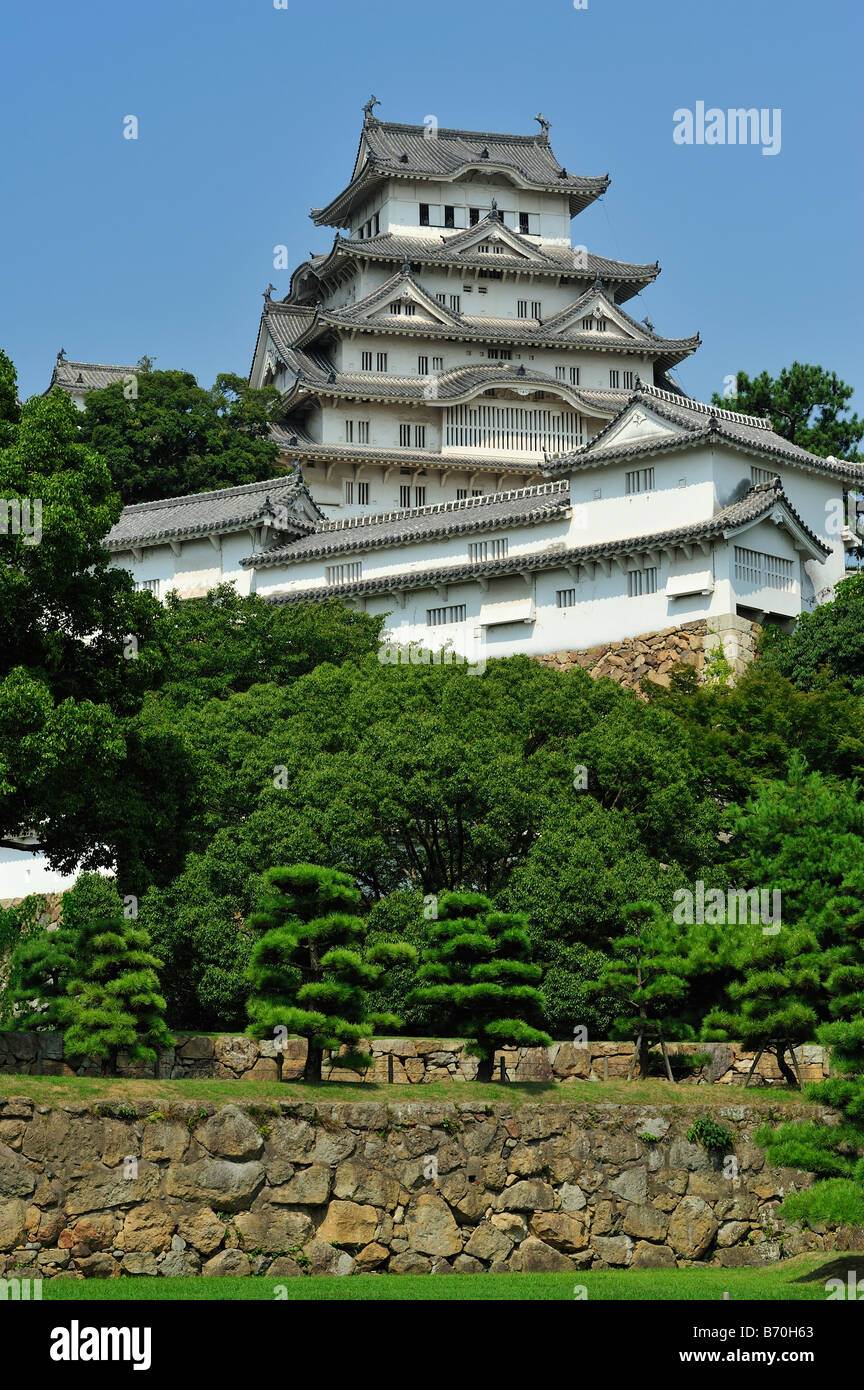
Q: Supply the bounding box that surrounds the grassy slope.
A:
[40,1258,842,1301]
[0,1074,813,1108]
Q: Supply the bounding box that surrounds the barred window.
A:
[427,604,467,626]
[376,352,388,371]
[399,424,411,447]
[626,467,655,494]
[432,356,444,371]
[628,567,658,597]
[414,486,426,506]
[344,481,354,504]
[135,578,160,596]
[361,350,372,370]
[609,370,620,388]
[750,466,778,486]
[734,546,794,590]
[570,366,580,385]
[357,482,369,505]
[326,562,362,585]
[417,355,429,375]
[399,485,411,507]
[556,588,578,608]
[414,425,426,448]
[468,538,508,562]
[357,421,369,444]
[623,371,635,389]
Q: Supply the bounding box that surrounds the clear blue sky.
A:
[2,0,861,413]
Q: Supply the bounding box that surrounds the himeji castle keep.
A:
[76,106,864,669]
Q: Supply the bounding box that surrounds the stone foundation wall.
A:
[0,1096,854,1279]
[0,1033,829,1087]
[535,614,761,691]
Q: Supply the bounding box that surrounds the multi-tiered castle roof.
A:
[249,103,700,518]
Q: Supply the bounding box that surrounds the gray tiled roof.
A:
[290,231,658,300]
[545,384,864,481]
[246,480,571,568]
[48,359,136,394]
[311,120,609,227]
[269,271,698,368]
[105,473,321,550]
[261,479,829,605]
[277,349,627,411]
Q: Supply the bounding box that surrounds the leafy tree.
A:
[0,349,20,446]
[711,362,863,459]
[62,914,172,1075]
[762,575,864,694]
[407,890,551,1082]
[0,381,184,890]
[246,863,415,1082]
[150,585,383,708]
[78,368,285,503]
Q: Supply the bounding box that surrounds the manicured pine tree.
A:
[590,902,703,1081]
[62,916,173,1076]
[6,916,79,1031]
[702,924,823,1087]
[755,871,864,1224]
[246,863,415,1083]
[407,891,551,1083]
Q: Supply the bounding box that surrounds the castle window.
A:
[344,481,354,504]
[734,546,794,591]
[531,301,542,318]
[436,293,447,305]
[623,371,635,389]
[427,604,467,626]
[399,424,411,447]
[357,482,369,505]
[415,485,426,506]
[628,567,658,597]
[751,466,777,485]
[418,355,429,375]
[357,421,369,444]
[432,356,444,371]
[555,366,566,381]
[414,426,426,448]
[626,467,655,494]
[469,207,481,226]
[450,294,461,312]
[361,351,372,370]
[609,371,620,388]
[326,561,362,585]
[556,588,577,608]
[377,352,388,371]
[419,203,430,225]
[517,299,528,317]
[444,206,455,228]
[519,212,530,234]
[135,578,160,597]
[488,348,512,360]
[456,488,468,500]
[570,367,580,385]
[469,538,508,562]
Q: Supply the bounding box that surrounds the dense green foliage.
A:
[407,891,550,1079]
[246,863,415,1081]
[761,575,864,694]
[78,366,285,504]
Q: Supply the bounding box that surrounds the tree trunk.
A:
[304,1041,323,1084]
[639,1034,650,1080]
[775,1045,800,1089]
[660,1040,675,1083]
[476,1055,494,1083]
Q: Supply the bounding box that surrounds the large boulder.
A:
[404,1193,462,1257]
[317,1200,379,1248]
[667,1196,719,1259]
[195,1106,263,1160]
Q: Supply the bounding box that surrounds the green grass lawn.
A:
[0,1073,813,1109]
[39,1256,844,1301]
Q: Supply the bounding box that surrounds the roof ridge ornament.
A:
[263,283,276,301]
[363,95,381,123]
[534,113,551,140]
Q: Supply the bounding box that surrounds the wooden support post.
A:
[744,1047,764,1088]
[627,1036,642,1082]
[661,1040,675,1083]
